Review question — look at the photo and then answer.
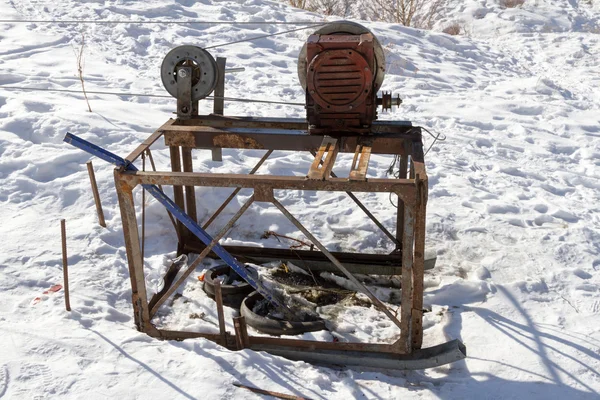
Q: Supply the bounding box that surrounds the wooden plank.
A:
[349,145,372,181]
[308,137,338,180]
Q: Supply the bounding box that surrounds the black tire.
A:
[203,265,253,309]
[240,291,327,336]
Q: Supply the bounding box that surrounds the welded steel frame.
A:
[112,115,444,363]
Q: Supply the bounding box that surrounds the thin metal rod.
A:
[224,67,245,74]
[310,150,400,247]
[233,317,245,350]
[86,161,106,228]
[146,149,179,236]
[214,280,227,346]
[202,149,273,230]
[60,219,71,312]
[141,153,146,259]
[150,195,255,317]
[271,199,403,331]
[0,86,305,106]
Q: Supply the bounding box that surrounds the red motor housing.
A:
[305,33,377,135]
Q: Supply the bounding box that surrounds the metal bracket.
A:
[177,66,193,119]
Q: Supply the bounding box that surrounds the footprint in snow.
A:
[0,364,7,398]
[11,362,55,399]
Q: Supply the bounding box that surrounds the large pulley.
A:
[161,45,218,102]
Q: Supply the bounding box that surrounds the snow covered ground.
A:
[0,0,599,398]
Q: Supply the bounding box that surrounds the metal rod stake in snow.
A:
[214,280,227,346]
[86,161,106,227]
[61,219,71,312]
[63,132,292,315]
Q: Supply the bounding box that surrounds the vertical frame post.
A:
[214,280,228,346]
[395,142,409,252]
[114,170,151,331]
[398,199,415,354]
[181,147,198,224]
[214,57,226,115]
[170,146,187,253]
[211,57,226,162]
[411,140,427,350]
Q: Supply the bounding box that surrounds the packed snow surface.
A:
[0,0,599,399]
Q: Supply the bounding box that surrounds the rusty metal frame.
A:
[112,115,465,369]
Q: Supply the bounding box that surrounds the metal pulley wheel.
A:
[297,21,386,92]
[161,45,218,101]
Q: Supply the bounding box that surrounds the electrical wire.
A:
[0,85,305,106]
[386,126,446,208]
[422,126,446,156]
[204,23,327,50]
[0,19,324,25]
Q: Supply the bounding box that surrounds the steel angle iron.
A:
[161,45,218,118]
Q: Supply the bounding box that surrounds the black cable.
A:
[204,23,326,50]
[0,19,324,25]
[0,85,305,106]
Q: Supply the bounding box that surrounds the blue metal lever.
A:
[64,132,287,311]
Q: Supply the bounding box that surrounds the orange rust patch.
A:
[213,134,264,149]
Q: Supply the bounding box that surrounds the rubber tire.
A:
[203,265,253,309]
[240,291,327,336]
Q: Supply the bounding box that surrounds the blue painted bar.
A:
[64,132,287,311]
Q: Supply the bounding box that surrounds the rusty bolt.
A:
[178,69,188,78]
[181,106,189,113]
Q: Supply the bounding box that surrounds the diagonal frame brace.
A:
[149,195,255,317]
[271,198,404,332]
[310,149,400,247]
[64,132,294,318]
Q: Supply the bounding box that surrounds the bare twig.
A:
[368,0,446,28]
[560,294,580,314]
[74,32,92,112]
[262,230,311,249]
